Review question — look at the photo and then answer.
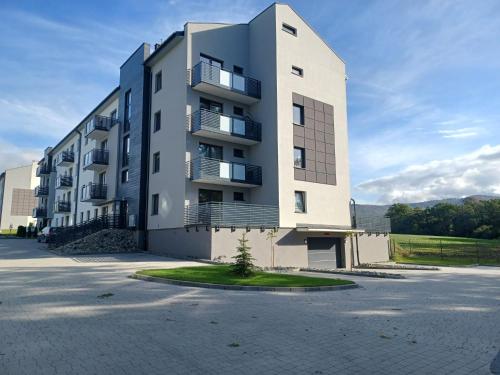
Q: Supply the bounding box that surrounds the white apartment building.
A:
[0,162,38,231]
[33,3,390,268]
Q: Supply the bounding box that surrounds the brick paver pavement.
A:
[0,239,499,374]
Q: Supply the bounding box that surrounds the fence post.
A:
[476,241,479,264]
[440,240,443,260]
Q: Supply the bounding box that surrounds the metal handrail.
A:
[190,61,261,99]
[56,175,73,188]
[185,202,278,227]
[85,115,118,135]
[54,200,71,213]
[187,157,262,185]
[34,185,49,196]
[83,149,109,167]
[81,183,108,201]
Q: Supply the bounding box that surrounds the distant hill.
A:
[355,195,499,218]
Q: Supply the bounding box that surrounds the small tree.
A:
[16,225,26,237]
[231,233,255,277]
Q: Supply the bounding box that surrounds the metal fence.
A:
[184,202,279,228]
[49,214,127,248]
[187,157,262,186]
[389,238,500,264]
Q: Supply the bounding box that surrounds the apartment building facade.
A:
[33,3,389,268]
[0,162,38,231]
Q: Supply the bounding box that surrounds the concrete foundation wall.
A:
[347,233,390,265]
[148,227,212,260]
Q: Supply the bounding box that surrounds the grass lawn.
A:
[137,265,354,287]
[0,229,17,235]
[391,234,500,266]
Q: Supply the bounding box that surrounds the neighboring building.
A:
[33,3,390,268]
[0,162,39,231]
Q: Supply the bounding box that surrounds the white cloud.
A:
[438,127,480,139]
[356,144,500,204]
[0,141,42,173]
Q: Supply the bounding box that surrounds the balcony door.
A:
[200,54,222,69]
[198,189,222,225]
[200,98,223,113]
[198,189,222,203]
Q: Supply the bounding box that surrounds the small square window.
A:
[293,104,304,125]
[121,169,129,183]
[295,191,306,213]
[233,65,244,75]
[155,71,162,92]
[294,147,305,168]
[233,106,244,117]
[153,111,161,132]
[292,66,303,77]
[233,149,244,158]
[233,192,245,202]
[153,152,160,174]
[282,23,297,36]
[151,194,159,215]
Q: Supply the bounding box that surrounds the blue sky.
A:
[0,0,499,204]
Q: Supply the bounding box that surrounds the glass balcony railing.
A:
[187,157,262,186]
[83,149,109,170]
[188,109,261,144]
[84,115,118,139]
[56,151,74,166]
[56,176,73,189]
[190,62,261,103]
[184,202,278,227]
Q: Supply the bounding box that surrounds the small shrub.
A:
[231,233,255,277]
[16,226,26,237]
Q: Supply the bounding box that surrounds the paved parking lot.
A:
[0,239,499,374]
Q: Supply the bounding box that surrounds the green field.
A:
[137,265,354,287]
[390,234,500,266]
[0,229,17,235]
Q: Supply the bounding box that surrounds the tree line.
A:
[385,198,500,239]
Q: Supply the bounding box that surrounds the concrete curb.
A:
[129,273,359,292]
[359,263,440,271]
[300,268,405,279]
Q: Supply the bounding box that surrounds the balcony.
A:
[81,183,108,203]
[56,176,73,190]
[185,202,278,227]
[187,157,262,187]
[83,149,109,171]
[34,186,49,197]
[54,201,71,213]
[190,62,261,104]
[85,115,117,140]
[56,151,74,166]
[32,207,47,218]
[188,109,261,145]
[36,164,52,177]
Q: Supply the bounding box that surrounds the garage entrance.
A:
[307,237,343,269]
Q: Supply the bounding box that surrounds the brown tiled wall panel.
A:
[11,188,37,216]
[293,93,336,185]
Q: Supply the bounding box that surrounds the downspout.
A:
[74,130,82,226]
[350,198,361,266]
[142,65,152,251]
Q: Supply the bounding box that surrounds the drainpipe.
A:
[74,130,82,226]
[350,198,361,266]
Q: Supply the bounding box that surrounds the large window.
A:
[153,111,161,132]
[295,191,306,213]
[200,97,222,113]
[153,152,160,174]
[154,70,162,92]
[198,143,222,159]
[122,136,130,166]
[200,54,223,69]
[124,90,131,132]
[293,104,304,125]
[151,194,159,215]
[294,147,305,168]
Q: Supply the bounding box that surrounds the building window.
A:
[155,71,162,92]
[122,135,130,166]
[292,66,303,77]
[294,147,305,168]
[200,54,223,68]
[121,169,129,183]
[233,65,243,75]
[110,110,117,120]
[293,104,304,125]
[282,23,297,36]
[153,111,161,132]
[153,152,160,173]
[233,106,244,117]
[151,194,159,215]
[124,90,131,132]
[295,191,306,213]
[233,149,244,158]
[233,192,245,202]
